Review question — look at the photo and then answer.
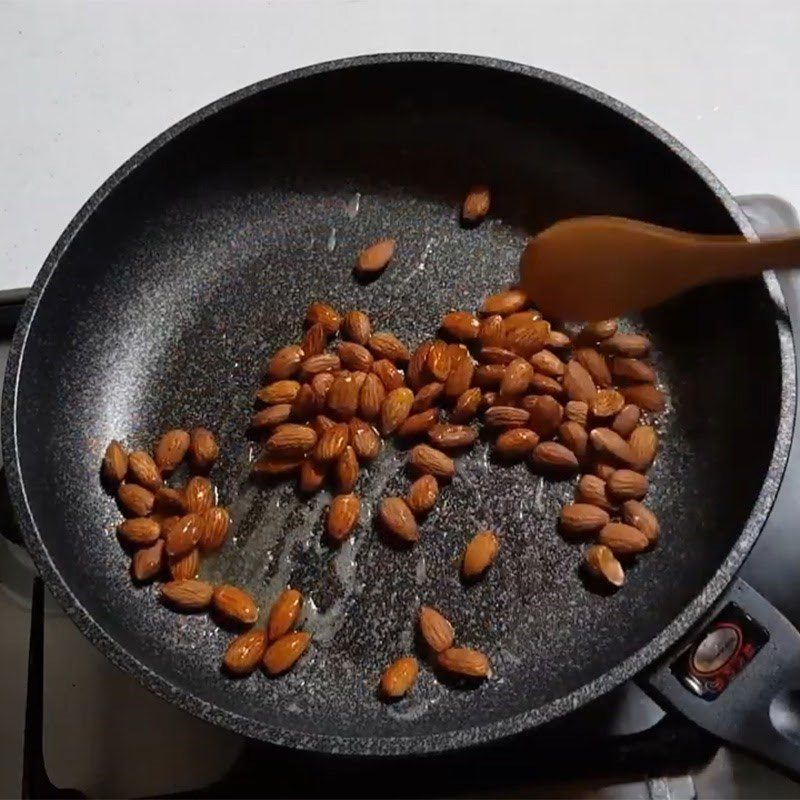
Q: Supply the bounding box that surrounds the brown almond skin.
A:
[428,423,477,449]
[462,530,499,579]
[267,344,304,380]
[265,424,318,457]
[127,451,163,491]
[154,484,187,512]
[591,389,625,419]
[327,494,360,542]
[611,404,641,437]
[161,579,214,611]
[263,631,311,675]
[372,358,405,391]
[563,360,597,403]
[368,332,410,364]
[118,517,161,546]
[584,544,625,588]
[406,475,438,516]
[338,342,374,372]
[396,407,439,439]
[558,421,588,461]
[418,606,455,652]
[187,428,219,473]
[291,383,318,421]
[548,330,572,350]
[153,430,190,474]
[599,333,651,358]
[451,387,482,423]
[326,372,361,421]
[311,373,334,407]
[530,349,565,377]
[357,238,396,274]
[102,440,129,485]
[530,373,564,398]
[380,387,415,436]
[504,320,550,358]
[301,322,327,357]
[257,380,302,405]
[444,352,475,400]
[629,425,659,471]
[461,185,491,224]
[410,444,455,479]
[621,383,666,413]
[412,382,445,412]
[607,469,649,500]
[199,506,230,552]
[574,347,612,388]
[348,418,381,461]
[612,357,656,384]
[379,497,419,542]
[380,657,419,699]
[342,310,372,345]
[185,475,215,512]
[164,513,202,557]
[559,504,610,537]
[589,427,637,467]
[117,483,155,517]
[224,629,267,676]
[500,357,533,398]
[622,500,660,545]
[406,342,433,390]
[576,474,615,511]
[251,404,293,431]
[298,458,327,494]
[169,547,199,580]
[441,311,480,341]
[525,395,563,439]
[359,371,386,421]
[437,647,491,678]
[131,539,164,582]
[299,354,341,381]
[564,400,588,427]
[252,456,304,477]
[530,442,579,473]
[213,585,259,626]
[495,428,539,460]
[426,340,451,382]
[478,315,505,348]
[267,588,303,642]
[305,302,341,335]
[314,422,349,462]
[579,319,618,343]
[474,363,506,389]
[593,461,617,481]
[484,405,530,429]
[335,446,359,493]
[480,288,528,316]
[477,346,517,365]
[598,522,649,555]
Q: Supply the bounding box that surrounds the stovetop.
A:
[2,195,800,798]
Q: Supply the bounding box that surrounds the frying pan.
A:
[3,54,799,766]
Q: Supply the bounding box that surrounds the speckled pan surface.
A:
[2,54,795,754]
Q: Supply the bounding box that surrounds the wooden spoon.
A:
[519,215,800,320]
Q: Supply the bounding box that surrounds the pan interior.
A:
[12,61,783,747]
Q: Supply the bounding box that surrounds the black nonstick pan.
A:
[3,54,799,765]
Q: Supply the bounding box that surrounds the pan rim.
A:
[3,51,795,755]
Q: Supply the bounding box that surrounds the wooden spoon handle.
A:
[687,234,800,282]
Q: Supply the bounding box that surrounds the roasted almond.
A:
[525,394,563,439]
[335,446,359,492]
[622,500,660,545]
[462,530,499,578]
[530,441,579,473]
[291,383,318,421]
[584,544,625,587]
[474,363,506,389]
[503,309,541,330]
[359,371,386,421]
[267,588,303,642]
[155,485,187,514]
[559,503,610,537]
[461,185,491,224]
[406,342,432,390]
[558,421,588,461]
[629,425,659,471]
[379,497,419,542]
[263,631,311,675]
[480,288,528,316]
[305,301,341,335]
[357,238,396,274]
[185,475,216,512]
[589,427,636,467]
[265,423,317,457]
[451,387,482,423]
[426,340,451,382]
[213,585,258,626]
[186,426,218,472]
[372,358,405,391]
[118,516,161,546]
[199,506,230,552]
[531,373,564,398]
[311,372,335,407]
[299,354,341,381]
[477,346,517,365]
[117,483,155,517]
[169,547,199,580]
[611,404,641,437]
[564,400,589,427]
[500,357,534,398]
[575,474,614,511]
[548,330,572,350]
[313,422,349,462]
[599,333,651,358]
[342,310,372,345]
[495,427,539,460]
[612,357,656,384]
[298,458,327,493]
[380,656,419,699]
[621,383,666,412]
[128,451,163,491]
[223,629,267,676]
[591,389,625,419]
[348,418,381,461]
[338,342,374,372]
[607,469,649,500]
[396,407,439,439]
[161,578,214,611]
[478,314,505,348]
[484,405,530,429]
[412,382,445,412]
[153,430,190,474]
[410,444,455,479]
[300,322,327,358]
[326,493,360,542]
[574,347,612,387]
[368,332,410,364]
[131,539,164,582]
[102,440,129,485]
[444,352,474,400]
[326,372,361,421]
[380,387,415,436]
[164,513,202,557]
[312,414,337,436]
[406,475,438,516]
[598,522,649,555]
[505,320,550,357]
[530,349,565,377]
[257,380,302,405]
[593,461,617,481]
[252,456,304,477]
[428,423,477,449]
[437,647,491,678]
[251,404,293,431]
[267,344,304,380]
[579,319,618,343]
[418,606,455,652]
[441,311,480,341]
[563,360,597,403]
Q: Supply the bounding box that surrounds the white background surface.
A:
[2,0,800,292]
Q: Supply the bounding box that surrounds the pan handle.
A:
[647,578,800,775]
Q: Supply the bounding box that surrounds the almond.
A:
[357,238,396,274]
[412,382,444,412]
[252,456,304,476]
[584,544,625,587]
[313,422,349,462]
[612,357,655,384]
[223,629,267,676]
[444,351,474,399]
[311,372,335,407]
[338,342,373,372]
[342,310,372,345]
[524,395,563,438]
[418,606,455,652]
[478,315,505,348]
[481,392,498,408]
[267,344,304,380]
[406,475,438,516]
[267,588,303,642]
[161,579,214,611]
[103,440,129,486]
[579,319,618,343]
[531,373,564,398]
[629,425,659,471]
[564,400,589,426]
[593,461,617,481]
[599,333,651,358]
[480,288,528,316]
[291,384,318,421]
[503,310,542,329]
[505,320,550,357]
[530,441,579,473]
[213,585,258,626]
[406,342,432,390]
[164,513,202,557]
[199,506,229,552]
[155,485,187,513]
[154,430,190,474]
[548,330,572,350]
[396,407,439,439]
[380,656,419,698]
[348,418,381,461]
[591,389,625,419]
[563,360,597,403]
[127,451,163,491]
[530,349,565,377]
[461,185,491,224]
[118,516,161,546]
[117,483,155,517]
[495,427,539,460]
[410,444,455,479]
[372,358,405,391]
[299,353,341,381]
[589,427,636,467]
[428,423,477,449]
[131,540,164,582]
[251,404,292,431]
[257,380,301,405]
[607,469,649,500]
[477,346,517,365]
[474,363,506,388]
[462,530,499,578]
[611,404,641,437]
[622,500,660,545]
[441,311,480,341]
[576,474,615,511]
[574,347,612,387]
[265,423,317,457]
[621,384,666,412]
[263,631,311,675]
[380,387,414,435]
[451,387,482,423]
[379,497,419,542]
[300,322,328,358]
[484,405,530,429]
[185,475,215,512]
[312,414,337,435]
[559,503,610,537]
[436,647,491,678]
[426,340,451,382]
[558,421,588,461]
[305,301,341,335]
[368,332,410,364]
[298,458,327,493]
[335,446,359,492]
[500,357,533,398]
[598,522,649,555]
[326,372,361,421]
[359,371,386,420]
[326,493,360,542]
[169,547,199,580]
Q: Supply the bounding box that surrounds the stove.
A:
[3,196,800,798]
